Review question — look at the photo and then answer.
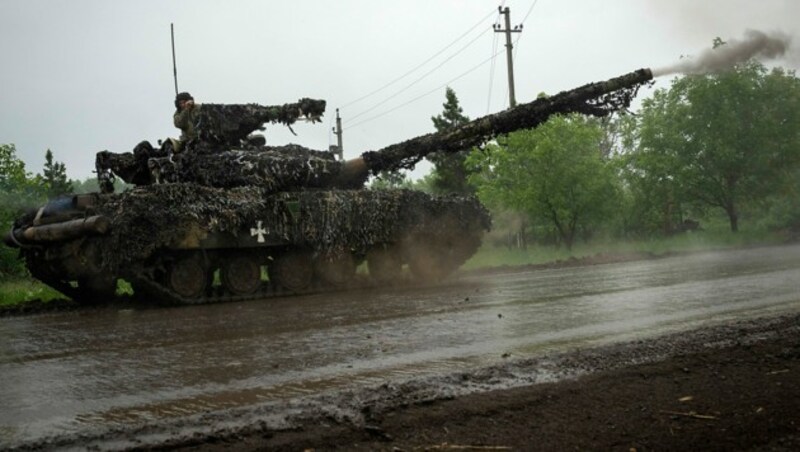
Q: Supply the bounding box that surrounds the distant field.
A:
[462,227,785,270]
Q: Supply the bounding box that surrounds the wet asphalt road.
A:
[1,244,799,448]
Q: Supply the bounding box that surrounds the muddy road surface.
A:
[1,244,799,449]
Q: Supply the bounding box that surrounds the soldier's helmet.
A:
[174,92,194,109]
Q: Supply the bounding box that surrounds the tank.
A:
[4,69,654,305]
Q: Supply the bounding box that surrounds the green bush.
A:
[0,190,44,279]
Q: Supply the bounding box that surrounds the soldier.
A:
[172,91,199,152]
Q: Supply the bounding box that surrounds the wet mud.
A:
[136,313,800,451]
[18,312,798,451]
[2,245,799,450]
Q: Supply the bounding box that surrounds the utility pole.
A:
[330,108,344,160]
[493,7,522,108]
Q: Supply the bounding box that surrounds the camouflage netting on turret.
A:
[89,184,489,272]
[174,144,344,190]
[196,99,326,145]
[103,143,351,191]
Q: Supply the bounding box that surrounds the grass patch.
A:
[0,279,66,306]
[117,279,134,296]
[0,278,135,308]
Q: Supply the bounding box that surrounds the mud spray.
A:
[652,29,795,77]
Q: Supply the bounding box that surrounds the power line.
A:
[345,2,541,133]
[339,8,497,110]
[515,0,540,56]
[347,26,492,123]
[345,45,507,131]
[520,0,540,24]
[486,10,503,114]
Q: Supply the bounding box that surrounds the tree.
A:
[41,149,73,199]
[629,60,800,232]
[0,143,28,192]
[71,177,99,194]
[72,176,132,194]
[615,101,694,236]
[759,166,800,235]
[468,115,620,250]
[427,87,473,195]
[0,144,46,278]
[369,170,413,190]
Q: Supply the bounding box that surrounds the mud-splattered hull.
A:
[7,185,490,305]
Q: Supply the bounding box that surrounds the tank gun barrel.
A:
[4,215,110,248]
[359,68,653,175]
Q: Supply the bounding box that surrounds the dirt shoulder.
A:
[167,313,800,452]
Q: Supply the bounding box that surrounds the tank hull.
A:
[9,185,489,304]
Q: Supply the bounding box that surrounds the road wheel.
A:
[221,255,262,295]
[76,275,117,304]
[367,245,402,284]
[406,240,450,283]
[315,250,356,287]
[167,256,207,300]
[269,250,313,292]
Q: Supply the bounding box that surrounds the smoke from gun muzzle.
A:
[652,29,793,77]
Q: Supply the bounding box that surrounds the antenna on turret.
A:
[171,23,179,95]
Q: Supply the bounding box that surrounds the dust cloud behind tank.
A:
[5,69,654,306]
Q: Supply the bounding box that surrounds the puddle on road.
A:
[71,291,800,429]
[73,359,482,425]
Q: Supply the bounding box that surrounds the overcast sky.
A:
[1,0,798,181]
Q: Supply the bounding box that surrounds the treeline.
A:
[0,145,113,278]
[422,60,800,250]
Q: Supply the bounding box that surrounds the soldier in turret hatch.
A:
[173,91,199,152]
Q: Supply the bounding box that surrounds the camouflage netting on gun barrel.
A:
[362,69,654,174]
[89,184,489,272]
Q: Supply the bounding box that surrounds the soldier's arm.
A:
[174,108,190,129]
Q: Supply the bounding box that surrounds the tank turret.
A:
[193,98,327,146]
[6,69,653,305]
[95,98,328,191]
[96,69,652,193]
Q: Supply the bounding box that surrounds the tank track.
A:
[126,271,392,306]
[28,231,480,307]
[123,226,483,306]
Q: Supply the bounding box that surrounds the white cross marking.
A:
[250,220,267,243]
